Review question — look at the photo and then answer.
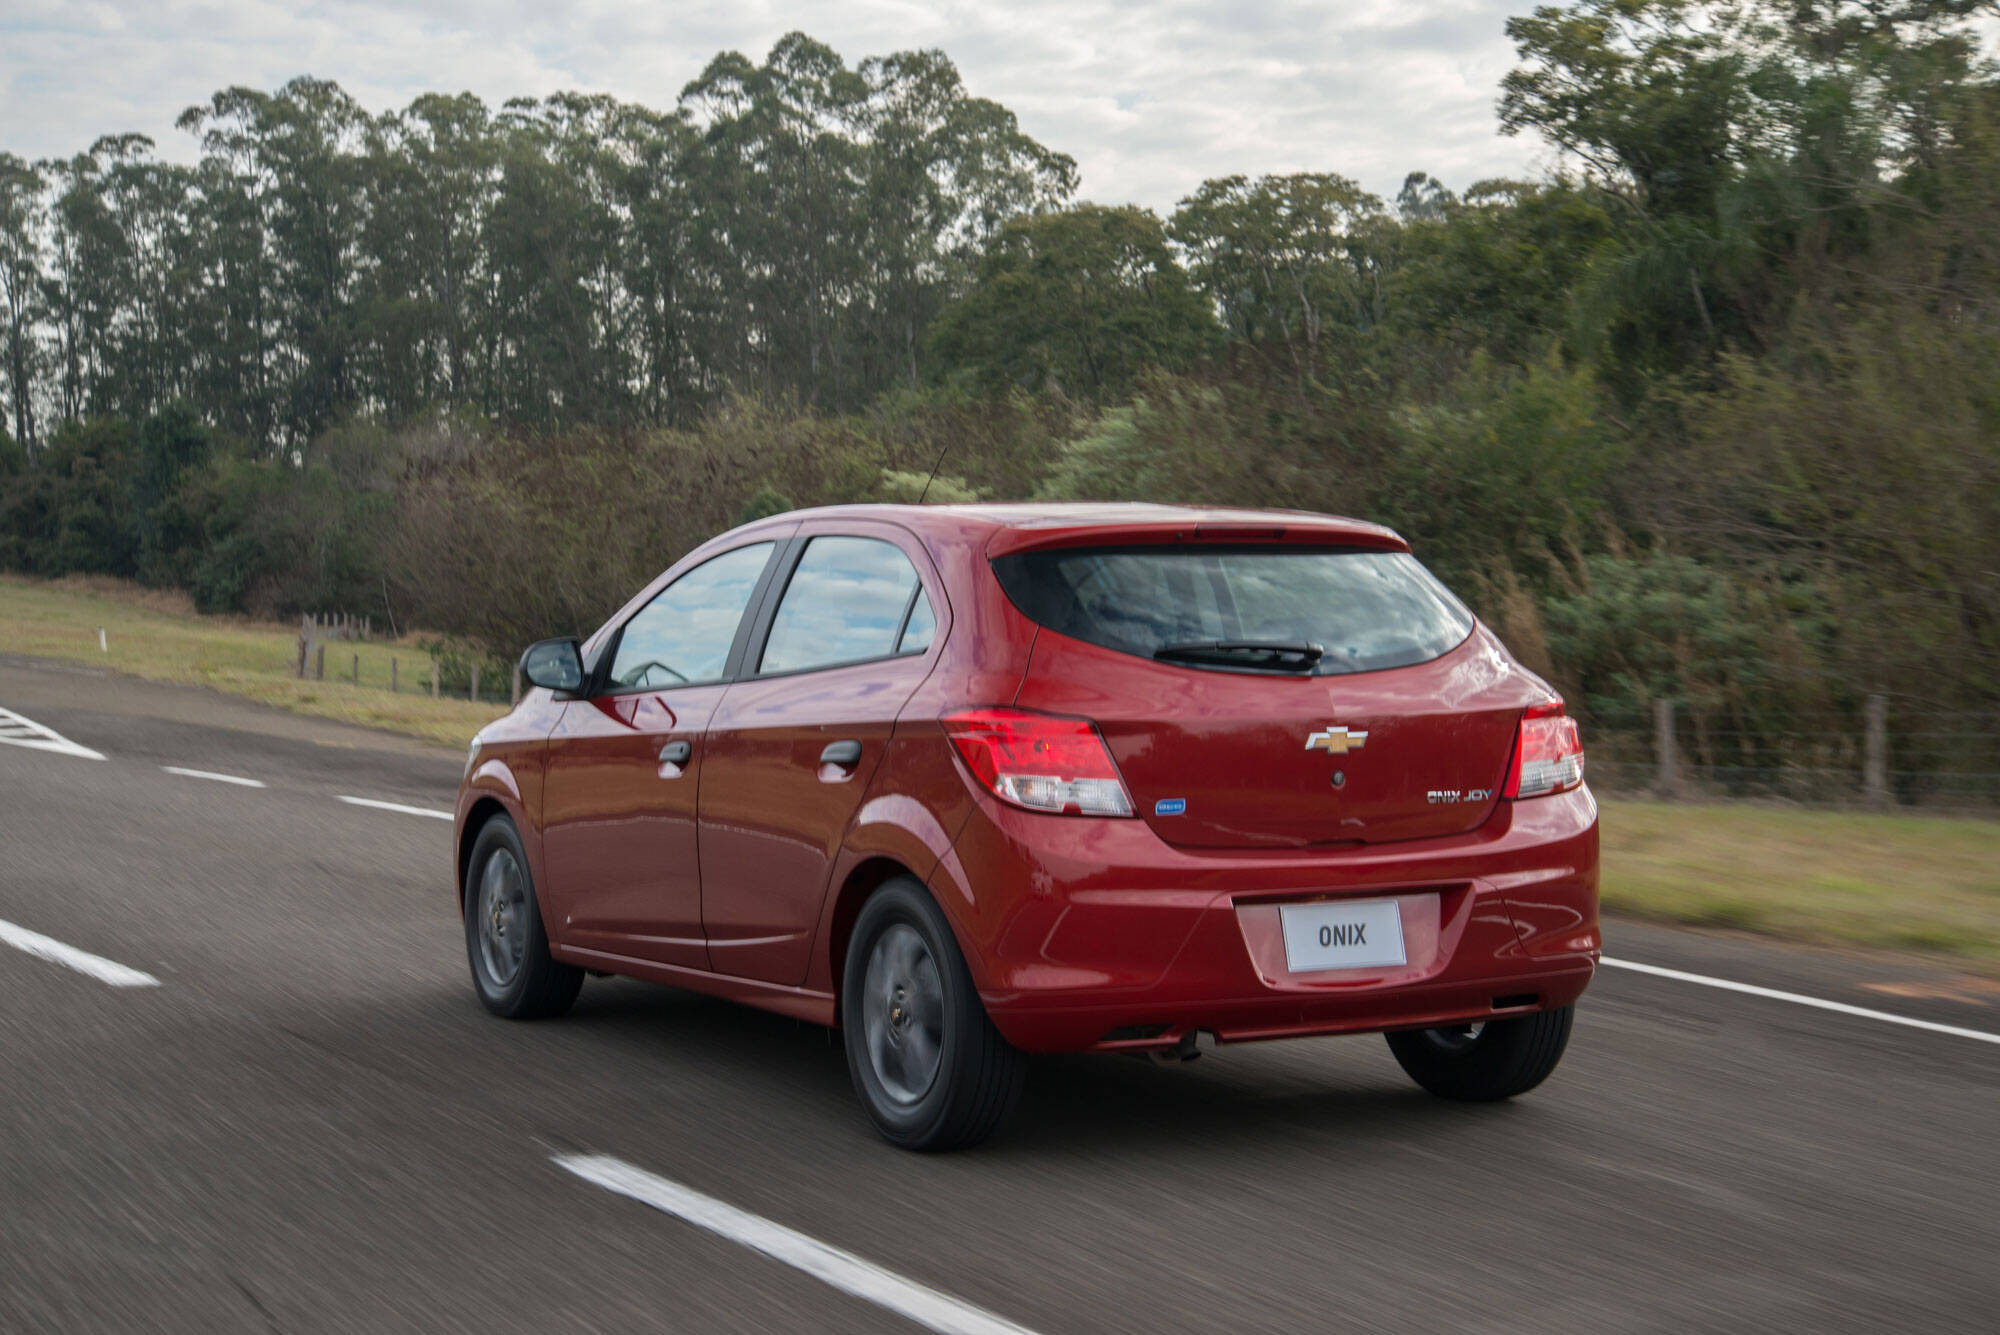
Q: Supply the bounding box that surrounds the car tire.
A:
[1384,1006,1574,1101]
[463,814,583,1020]
[842,877,1025,1151]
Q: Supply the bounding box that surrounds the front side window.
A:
[760,537,925,674]
[609,542,775,689]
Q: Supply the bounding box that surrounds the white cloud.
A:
[0,0,1551,210]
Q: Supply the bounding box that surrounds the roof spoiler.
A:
[985,517,1410,559]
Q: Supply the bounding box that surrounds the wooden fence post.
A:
[1654,699,1679,798]
[391,657,399,693]
[1864,693,1889,808]
[314,644,325,681]
[511,664,522,705]
[296,635,308,679]
[351,652,360,685]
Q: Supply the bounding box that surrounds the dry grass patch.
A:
[1600,798,2000,973]
[0,574,506,747]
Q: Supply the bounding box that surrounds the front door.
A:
[698,527,944,984]
[539,540,780,968]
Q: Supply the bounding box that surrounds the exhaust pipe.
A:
[1148,1030,1205,1064]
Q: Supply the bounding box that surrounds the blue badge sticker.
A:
[1154,797,1187,816]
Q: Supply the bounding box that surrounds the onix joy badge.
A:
[1304,724,1369,755]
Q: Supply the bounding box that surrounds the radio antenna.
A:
[916,440,952,505]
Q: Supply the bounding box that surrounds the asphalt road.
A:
[2,656,1996,1334]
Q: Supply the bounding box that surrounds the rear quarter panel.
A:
[807,520,1041,992]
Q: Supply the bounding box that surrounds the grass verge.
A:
[4,575,1997,973]
[1599,798,2000,975]
[0,574,506,747]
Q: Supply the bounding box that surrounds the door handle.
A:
[819,739,863,767]
[658,740,692,765]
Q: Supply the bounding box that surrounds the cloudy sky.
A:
[1,0,1556,211]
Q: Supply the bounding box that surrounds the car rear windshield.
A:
[991,546,1475,675]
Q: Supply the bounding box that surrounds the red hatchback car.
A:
[456,503,1599,1149]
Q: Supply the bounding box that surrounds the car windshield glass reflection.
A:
[760,537,922,674]
[993,547,1473,675]
[898,588,936,655]
[610,542,774,688]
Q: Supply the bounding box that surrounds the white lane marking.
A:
[337,795,453,821]
[0,917,160,988]
[555,1153,1041,1335]
[162,766,267,788]
[1603,957,2000,1047]
[0,706,105,761]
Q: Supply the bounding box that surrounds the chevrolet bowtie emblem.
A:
[1305,725,1369,755]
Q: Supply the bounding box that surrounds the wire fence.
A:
[1581,697,2000,810]
[292,613,520,705]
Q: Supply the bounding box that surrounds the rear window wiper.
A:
[1152,640,1325,671]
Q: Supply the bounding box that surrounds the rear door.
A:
[998,543,1542,848]
[540,540,782,967]
[698,525,944,984]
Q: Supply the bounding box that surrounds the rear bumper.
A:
[930,784,1600,1053]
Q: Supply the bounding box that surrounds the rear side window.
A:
[991,546,1474,675]
[898,588,936,655]
[760,536,926,674]
[609,542,775,689]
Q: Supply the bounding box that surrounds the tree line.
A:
[0,37,1074,448]
[3,1,1997,793]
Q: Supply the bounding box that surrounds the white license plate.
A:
[1279,898,1407,973]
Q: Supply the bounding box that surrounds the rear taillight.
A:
[1502,701,1584,799]
[942,707,1136,817]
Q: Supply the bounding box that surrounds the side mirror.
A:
[520,637,585,693]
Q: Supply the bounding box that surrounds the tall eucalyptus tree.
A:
[0,154,43,449]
